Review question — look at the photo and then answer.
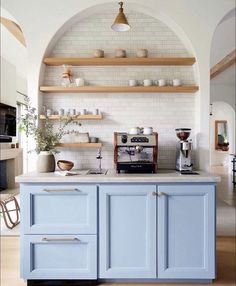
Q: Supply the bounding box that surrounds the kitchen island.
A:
[16,170,220,285]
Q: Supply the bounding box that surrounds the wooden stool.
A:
[0,193,20,229]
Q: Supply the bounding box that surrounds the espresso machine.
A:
[175,128,193,172]
[114,132,158,173]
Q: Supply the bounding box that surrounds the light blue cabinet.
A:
[20,181,216,282]
[22,234,97,279]
[20,183,98,280]
[99,184,157,278]
[21,184,97,234]
[157,184,215,279]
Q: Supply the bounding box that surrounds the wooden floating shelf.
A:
[39,114,103,120]
[43,57,196,66]
[56,143,102,148]
[40,85,199,93]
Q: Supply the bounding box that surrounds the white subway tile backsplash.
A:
[42,9,196,169]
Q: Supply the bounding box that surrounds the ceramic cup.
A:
[143,127,153,135]
[143,79,153,86]
[81,109,87,115]
[92,109,99,115]
[75,78,85,87]
[46,109,52,117]
[129,127,142,135]
[93,49,104,58]
[158,79,166,86]
[90,137,99,143]
[115,49,126,58]
[59,108,64,116]
[129,79,138,87]
[136,49,148,58]
[172,79,182,86]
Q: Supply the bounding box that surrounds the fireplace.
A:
[0,160,7,190]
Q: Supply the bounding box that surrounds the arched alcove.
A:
[210,7,236,169]
[38,4,200,170]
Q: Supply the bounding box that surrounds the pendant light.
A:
[111,2,130,32]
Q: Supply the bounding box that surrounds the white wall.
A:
[0,57,16,106]
[1,0,235,171]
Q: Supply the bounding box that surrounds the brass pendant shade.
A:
[111,2,130,32]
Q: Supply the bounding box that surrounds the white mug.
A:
[75,78,85,87]
[172,79,182,86]
[143,127,153,135]
[129,79,138,87]
[158,79,166,86]
[143,79,153,86]
[80,109,87,115]
[92,108,99,115]
[129,127,142,135]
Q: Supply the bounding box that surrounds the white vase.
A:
[37,151,55,173]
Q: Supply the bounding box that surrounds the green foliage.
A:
[18,96,80,154]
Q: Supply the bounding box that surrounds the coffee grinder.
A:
[175,128,193,172]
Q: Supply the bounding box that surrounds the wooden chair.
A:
[0,193,20,229]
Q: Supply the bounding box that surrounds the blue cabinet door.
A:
[99,184,156,278]
[21,234,97,279]
[157,184,216,279]
[21,184,97,234]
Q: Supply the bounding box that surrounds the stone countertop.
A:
[16,169,221,183]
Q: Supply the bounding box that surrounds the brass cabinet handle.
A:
[43,188,80,192]
[151,191,157,196]
[42,237,80,242]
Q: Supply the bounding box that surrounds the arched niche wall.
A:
[210,7,236,169]
[38,3,201,171]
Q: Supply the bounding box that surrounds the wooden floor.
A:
[0,236,235,286]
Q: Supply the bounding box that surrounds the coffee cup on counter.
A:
[158,79,166,86]
[129,79,138,87]
[172,79,182,86]
[143,79,153,86]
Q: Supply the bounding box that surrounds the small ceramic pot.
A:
[90,137,99,143]
[129,79,138,87]
[115,49,126,58]
[37,151,55,173]
[94,49,104,58]
[172,79,182,86]
[158,79,166,86]
[75,78,84,87]
[143,79,153,86]
[136,49,148,58]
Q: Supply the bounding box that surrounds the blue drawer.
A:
[21,234,97,279]
[21,184,97,234]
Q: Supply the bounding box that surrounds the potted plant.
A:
[18,96,80,172]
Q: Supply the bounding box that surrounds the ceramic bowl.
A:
[57,160,74,171]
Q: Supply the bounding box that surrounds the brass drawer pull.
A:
[43,188,80,192]
[42,237,80,242]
